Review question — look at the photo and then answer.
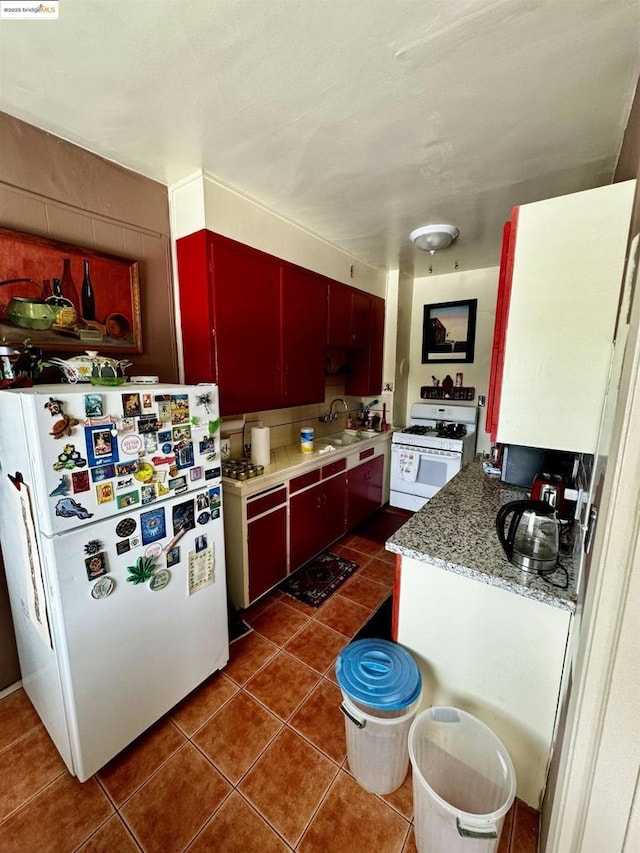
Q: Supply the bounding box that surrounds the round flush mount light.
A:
[410,224,460,255]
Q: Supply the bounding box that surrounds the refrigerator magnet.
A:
[130,536,141,548]
[156,481,169,497]
[91,576,114,599]
[116,539,131,555]
[85,426,119,467]
[49,415,81,439]
[44,396,65,417]
[149,569,170,591]
[143,433,158,454]
[115,461,137,476]
[157,400,171,423]
[72,470,90,493]
[84,394,103,418]
[172,500,194,534]
[91,464,115,483]
[195,534,208,552]
[49,475,71,497]
[115,517,137,538]
[141,393,154,410]
[55,497,93,520]
[205,467,221,480]
[175,443,195,469]
[172,425,191,442]
[85,552,108,581]
[188,545,215,595]
[134,462,154,483]
[209,486,221,508]
[53,444,87,472]
[157,430,171,443]
[190,466,203,482]
[197,511,210,525]
[166,546,180,566]
[120,417,136,433]
[84,539,103,556]
[122,393,141,418]
[138,415,161,435]
[145,542,163,559]
[196,493,210,512]
[196,391,213,414]
[126,556,156,585]
[170,394,190,424]
[96,482,114,504]
[141,483,157,505]
[199,435,216,454]
[168,475,187,492]
[116,491,139,509]
[140,507,166,545]
[120,433,143,456]
[115,476,134,491]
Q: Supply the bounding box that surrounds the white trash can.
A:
[409,707,516,853]
[336,638,422,795]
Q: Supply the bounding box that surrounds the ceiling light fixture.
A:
[410,224,459,255]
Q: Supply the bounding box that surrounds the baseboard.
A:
[0,679,22,700]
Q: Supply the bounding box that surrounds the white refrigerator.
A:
[0,382,228,781]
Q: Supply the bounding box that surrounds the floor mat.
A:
[280,551,359,607]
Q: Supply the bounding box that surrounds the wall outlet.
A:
[220,438,231,459]
[478,395,486,407]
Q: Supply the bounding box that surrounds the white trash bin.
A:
[409,707,516,853]
[336,639,422,795]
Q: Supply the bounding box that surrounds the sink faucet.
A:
[319,398,349,423]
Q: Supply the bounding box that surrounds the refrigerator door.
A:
[12,383,222,536]
[43,490,228,781]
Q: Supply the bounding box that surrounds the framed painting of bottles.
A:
[0,226,142,353]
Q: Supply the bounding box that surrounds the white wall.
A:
[408,267,499,455]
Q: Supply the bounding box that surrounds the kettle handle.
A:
[495,500,532,560]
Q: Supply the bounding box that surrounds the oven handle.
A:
[392,443,461,458]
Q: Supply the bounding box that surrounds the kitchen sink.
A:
[316,430,367,447]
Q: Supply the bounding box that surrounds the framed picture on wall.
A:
[0,226,142,353]
[421,299,477,364]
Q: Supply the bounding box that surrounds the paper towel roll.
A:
[251,426,270,467]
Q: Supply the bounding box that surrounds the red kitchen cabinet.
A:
[346,452,384,529]
[289,471,346,572]
[327,280,353,347]
[350,290,371,347]
[247,504,288,602]
[346,294,385,396]
[176,231,327,416]
[486,219,515,442]
[281,264,327,407]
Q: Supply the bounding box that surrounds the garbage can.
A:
[408,707,516,853]
[335,638,422,795]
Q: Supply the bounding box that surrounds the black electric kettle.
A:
[496,500,559,574]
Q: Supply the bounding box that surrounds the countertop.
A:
[222,430,392,498]
[386,459,578,612]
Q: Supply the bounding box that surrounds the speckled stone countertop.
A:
[386,460,578,612]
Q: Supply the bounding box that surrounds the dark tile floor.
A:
[0,506,539,851]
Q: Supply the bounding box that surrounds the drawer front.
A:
[289,469,321,494]
[246,485,287,519]
[322,458,347,479]
[358,447,375,461]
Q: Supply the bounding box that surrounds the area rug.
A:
[280,551,359,607]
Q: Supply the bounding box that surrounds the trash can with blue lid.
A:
[335,638,422,794]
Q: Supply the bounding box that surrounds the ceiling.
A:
[1,0,639,277]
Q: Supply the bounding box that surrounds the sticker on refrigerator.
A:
[149,569,170,591]
[116,539,131,555]
[195,534,208,552]
[140,507,166,545]
[85,552,108,581]
[49,475,71,497]
[188,544,215,595]
[170,394,189,424]
[208,486,221,509]
[91,576,114,599]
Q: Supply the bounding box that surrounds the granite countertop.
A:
[222,430,392,498]
[386,460,578,612]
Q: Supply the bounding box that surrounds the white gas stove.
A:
[390,403,478,511]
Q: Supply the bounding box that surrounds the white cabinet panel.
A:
[397,555,572,808]
[497,180,635,453]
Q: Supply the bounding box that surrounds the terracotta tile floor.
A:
[0,507,539,852]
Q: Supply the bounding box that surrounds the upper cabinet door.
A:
[327,281,353,347]
[496,180,636,453]
[281,264,327,407]
[210,236,282,416]
[176,230,218,385]
[368,295,385,394]
[351,290,371,348]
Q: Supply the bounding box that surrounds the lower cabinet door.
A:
[321,473,347,547]
[289,483,323,573]
[248,506,287,602]
[347,455,384,530]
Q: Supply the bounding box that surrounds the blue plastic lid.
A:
[335,639,422,711]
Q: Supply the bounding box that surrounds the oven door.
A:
[390,443,462,511]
